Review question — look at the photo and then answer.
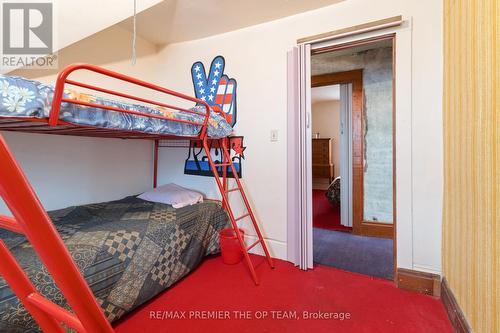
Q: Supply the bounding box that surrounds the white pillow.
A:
[138,183,203,208]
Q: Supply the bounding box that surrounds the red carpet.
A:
[115,255,452,333]
[313,189,351,232]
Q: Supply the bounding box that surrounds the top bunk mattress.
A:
[0,75,233,138]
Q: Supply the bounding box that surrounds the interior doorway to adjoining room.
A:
[310,37,396,280]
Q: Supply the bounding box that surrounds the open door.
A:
[339,84,353,228]
[287,44,313,270]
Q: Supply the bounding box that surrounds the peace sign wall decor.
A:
[191,55,237,126]
[184,55,245,178]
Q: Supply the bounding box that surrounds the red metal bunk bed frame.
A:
[0,64,274,333]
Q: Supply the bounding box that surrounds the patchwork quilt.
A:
[0,75,233,138]
[326,176,341,206]
[0,196,230,332]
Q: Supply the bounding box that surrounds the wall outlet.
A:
[270,129,278,142]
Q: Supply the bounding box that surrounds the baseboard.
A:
[244,235,287,261]
[396,268,441,296]
[441,277,472,333]
[412,264,442,276]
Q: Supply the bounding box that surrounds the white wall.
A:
[0,0,162,74]
[11,25,161,99]
[0,132,152,213]
[151,0,444,274]
[0,26,158,215]
[52,0,162,53]
[311,99,341,178]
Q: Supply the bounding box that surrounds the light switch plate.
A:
[270,129,278,142]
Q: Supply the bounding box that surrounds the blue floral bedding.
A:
[0,75,233,138]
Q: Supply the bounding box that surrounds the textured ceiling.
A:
[118,0,345,45]
[311,39,392,76]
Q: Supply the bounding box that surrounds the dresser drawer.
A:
[312,164,334,179]
[312,138,332,164]
[312,138,333,182]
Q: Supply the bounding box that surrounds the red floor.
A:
[115,255,452,333]
[313,189,352,232]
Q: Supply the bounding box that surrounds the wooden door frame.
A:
[311,34,396,241]
[312,70,370,237]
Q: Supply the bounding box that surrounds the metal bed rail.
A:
[49,63,225,140]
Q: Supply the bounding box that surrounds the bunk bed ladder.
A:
[202,137,274,285]
[0,135,114,333]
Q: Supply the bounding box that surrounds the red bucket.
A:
[219,228,245,265]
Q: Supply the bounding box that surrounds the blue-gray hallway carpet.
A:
[313,228,393,279]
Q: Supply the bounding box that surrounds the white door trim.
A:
[288,22,415,272]
[286,44,313,270]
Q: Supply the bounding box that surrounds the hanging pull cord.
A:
[131,0,137,65]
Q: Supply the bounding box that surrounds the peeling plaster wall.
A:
[312,46,393,223]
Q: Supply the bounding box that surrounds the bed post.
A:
[153,140,159,188]
[221,138,228,210]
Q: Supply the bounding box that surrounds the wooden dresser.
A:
[312,138,334,184]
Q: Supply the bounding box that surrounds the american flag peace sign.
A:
[191,56,237,126]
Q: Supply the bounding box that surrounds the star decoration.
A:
[232,143,246,158]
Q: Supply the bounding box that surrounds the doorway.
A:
[310,37,396,279]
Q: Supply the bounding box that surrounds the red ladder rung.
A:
[235,213,250,222]
[246,239,261,251]
[26,293,86,333]
[0,215,24,234]
[203,137,275,285]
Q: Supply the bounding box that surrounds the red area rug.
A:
[313,189,351,232]
[115,255,452,333]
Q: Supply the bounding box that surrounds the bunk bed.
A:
[0,64,274,333]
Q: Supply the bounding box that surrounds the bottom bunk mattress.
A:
[0,196,230,332]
